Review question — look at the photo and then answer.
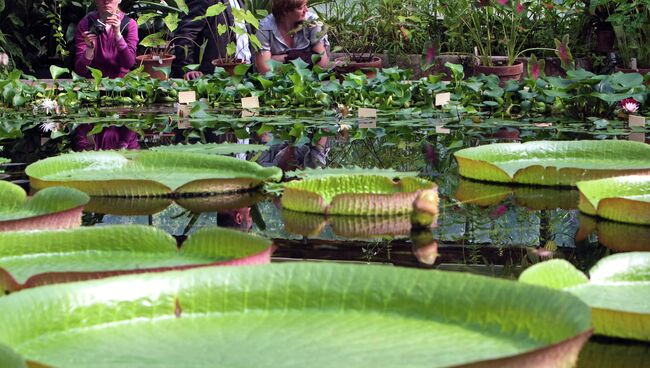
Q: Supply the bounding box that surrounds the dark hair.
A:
[271,0,307,20]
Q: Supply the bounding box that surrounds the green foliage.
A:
[0,263,591,366]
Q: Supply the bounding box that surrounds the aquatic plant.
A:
[26,150,282,197]
[455,140,650,186]
[282,175,438,216]
[520,252,650,341]
[0,225,272,292]
[577,175,650,225]
[0,181,89,231]
[0,263,591,367]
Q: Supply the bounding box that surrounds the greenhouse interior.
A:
[0,0,649,366]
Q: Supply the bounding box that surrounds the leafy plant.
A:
[607,0,650,69]
[520,253,650,341]
[0,263,591,366]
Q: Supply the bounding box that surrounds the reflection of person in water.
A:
[256,131,329,171]
[217,207,252,231]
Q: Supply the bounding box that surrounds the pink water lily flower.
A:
[620,97,640,113]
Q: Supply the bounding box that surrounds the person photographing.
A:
[74,0,138,78]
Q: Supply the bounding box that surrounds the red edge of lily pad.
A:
[458,329,592,368]
[0,206,84,232]
[0,245,275,292]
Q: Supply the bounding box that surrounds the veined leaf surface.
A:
[0,181,89,231]
[0,263,591,367]
[520,253,650,341]
[25,151,282,197]
[150,143,269,155]
[0,225,272,291]
[577,175,650,225]
[454,141,650,186]
[282,175,438,215]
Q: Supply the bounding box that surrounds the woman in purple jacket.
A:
[74,0,138,78]
[73,0,140,150]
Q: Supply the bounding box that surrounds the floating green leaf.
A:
[577,175,650,225]
[520,253,650,341]
[0,263,591,367]
[455,141,650,186]
[150,143,269,156]
[282,175,438,215]
[0,225,272,292]
[285,166,418,180]
[0,181,89,231]
[26,151,282,197]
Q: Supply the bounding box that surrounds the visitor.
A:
[73,0,140,151]
[172,0,252,80]
[254,0,329,74]
[74,0,138,78]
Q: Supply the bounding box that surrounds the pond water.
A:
[2,105,649,365]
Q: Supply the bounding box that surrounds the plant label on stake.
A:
[241,96,260,118]
[178,91,196,104]
[629,115,646,128]
[358,108,377,128]
[435,92,451,107]
[629,133,645,142]
[177,103,192,129]
[435,126,450,134]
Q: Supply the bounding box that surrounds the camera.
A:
[89,18,107,35]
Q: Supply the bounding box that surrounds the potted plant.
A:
[442,0,559,83]
[326,2,383,78]
[607,0,650,73]
[190,4,261,75]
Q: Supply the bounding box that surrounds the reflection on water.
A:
[578,336,650,367]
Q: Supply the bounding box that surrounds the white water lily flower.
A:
[39,120,59,133]
[38,99,59,115]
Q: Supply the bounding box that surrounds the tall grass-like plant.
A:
[443,0,557,66]
[606,0,650,69]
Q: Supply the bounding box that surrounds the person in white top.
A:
[172,0,253,80]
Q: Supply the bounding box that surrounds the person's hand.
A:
[105,13,121,39]
[82,31,97,49]
[184,71,204,81]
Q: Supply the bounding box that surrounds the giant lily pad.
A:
[577,175,650,225]
[0,225,272,292]
[25,150,282,197]
[455,179,579,210]
[0,181,89,231]
[454,141,650,186]
[576,214,650,252]
[285,166,419,180]
[0,263,591,367]
[282,210,415,238]
[85,192,263,216]
[520,253,650,341]
[150,142,269,155]
[282,175,438,215]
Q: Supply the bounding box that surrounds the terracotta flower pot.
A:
[211,58,246,76]
[334,55,383,78]
[136,54,175,80]
[475,60,524,85]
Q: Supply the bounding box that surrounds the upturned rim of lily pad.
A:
[577,175,650,225]
[0,225,273,292]
[25,150,282,197]
[0,181,89,232]
[281,175,438,216]
[454,140,650,186]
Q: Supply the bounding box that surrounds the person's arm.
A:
[172,0,209,78]
[115,18,138,69]
[311,41,329,69]
[74,17,93,77]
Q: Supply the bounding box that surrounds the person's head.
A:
[95,0,120,16]
[217,207,253,231]
[271,0,308,23]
